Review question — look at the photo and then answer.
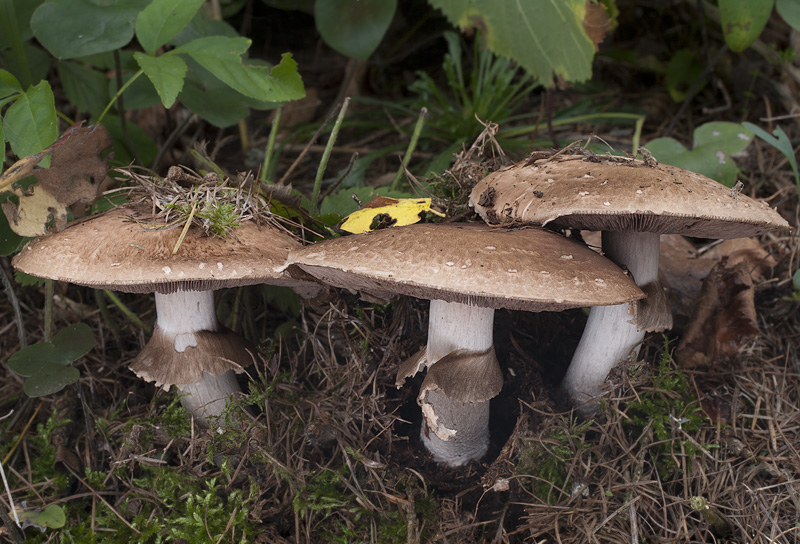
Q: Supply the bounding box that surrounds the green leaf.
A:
[9,343,68,375]
[742,122,800,193]
[52,322,94,361]
[693,121,753,154]
[645,122,754,187]
[314,0,396,60]
[0,211,26,256]
[23,363,80,397]
[57,61,110,115]
[719,0,774,52]
[178,60,249,127]
[428,0,597,85]
[135,0,205,55]
[793,268,800,290]
[778,0,800,31]
[31,0,149,59]
[0,69,22,99]
[134,52,188,108]
[36,505,66,529]
[170,8,238,46]
[3,80,57,158]
[174,36,304,101]
[665,49,704,102]
[99,114,158,166]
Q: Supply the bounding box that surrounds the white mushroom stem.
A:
[421,299,498,466]
[155,290,242,425]
[562,231,661,409]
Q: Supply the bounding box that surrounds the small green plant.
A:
[623,336,709,479]
[517,417,593,504]
[409,31,539,150]
[7,323,94,397]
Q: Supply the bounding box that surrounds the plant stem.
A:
[44,279,54,342]
[390,108,427,192]
[97,69,144,125]
[94,289,120,339]
[311,98,350,213]
[260,106,282,183]
[0,0,31,89]
[103,290,152,334]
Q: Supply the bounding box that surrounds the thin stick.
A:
[0,456,21,528]
[311,98,350,213]
[172,199,198,255]
[390,108,427,192]
[0,260,26,348]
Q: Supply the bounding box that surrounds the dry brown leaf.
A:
[1,122,112,237]
[702,237,778,282]
[675,260,758,368]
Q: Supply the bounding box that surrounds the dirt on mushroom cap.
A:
[12,205,320,296]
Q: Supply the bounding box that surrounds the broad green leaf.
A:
[429,0,597,85]
[135,0,205,55]
[178,60,249,127]
[743,122,800,192]
[23,363,80,397]
[719,0,774,52]
[134,52,187,108]
[793,268,800,290]
[665,49,704,102]
[0,43,52,89]
[0,210,26,256]
[693,122,753,154]
[0,0,44,47]
[8,343,67,375]
[57,61,110,115]
[3,80,57,159]
[170,8,238,46]
[52,322,94,362]
[36,505,67,529]
[30,0,148,59]
[174,36,304,101]
[778,0,800,31]
[645,122,754,187]
[0,69,22,99]
[315,0,396,60]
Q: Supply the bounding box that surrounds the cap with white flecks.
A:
[469,156,790,236]
[12,206,323,297]
[285,222,644,312]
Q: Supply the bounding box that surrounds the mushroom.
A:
[13,205,322,426]
[469,155,790,410]
[283,223,644,465]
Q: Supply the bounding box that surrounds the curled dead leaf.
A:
[1,122,112,237]
[675,260,758,368]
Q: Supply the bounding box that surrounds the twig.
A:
[0,259,26,348]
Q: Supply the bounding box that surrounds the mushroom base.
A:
[420,392,490,466]
[179,370,242,426]
[562,231,665,413]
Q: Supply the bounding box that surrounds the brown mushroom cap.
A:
[469,156,790,236]
[12,206,322,297]
[285,223,644,312]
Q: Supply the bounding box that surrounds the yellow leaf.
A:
[1,185,68,237]
[340,196,445,234]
